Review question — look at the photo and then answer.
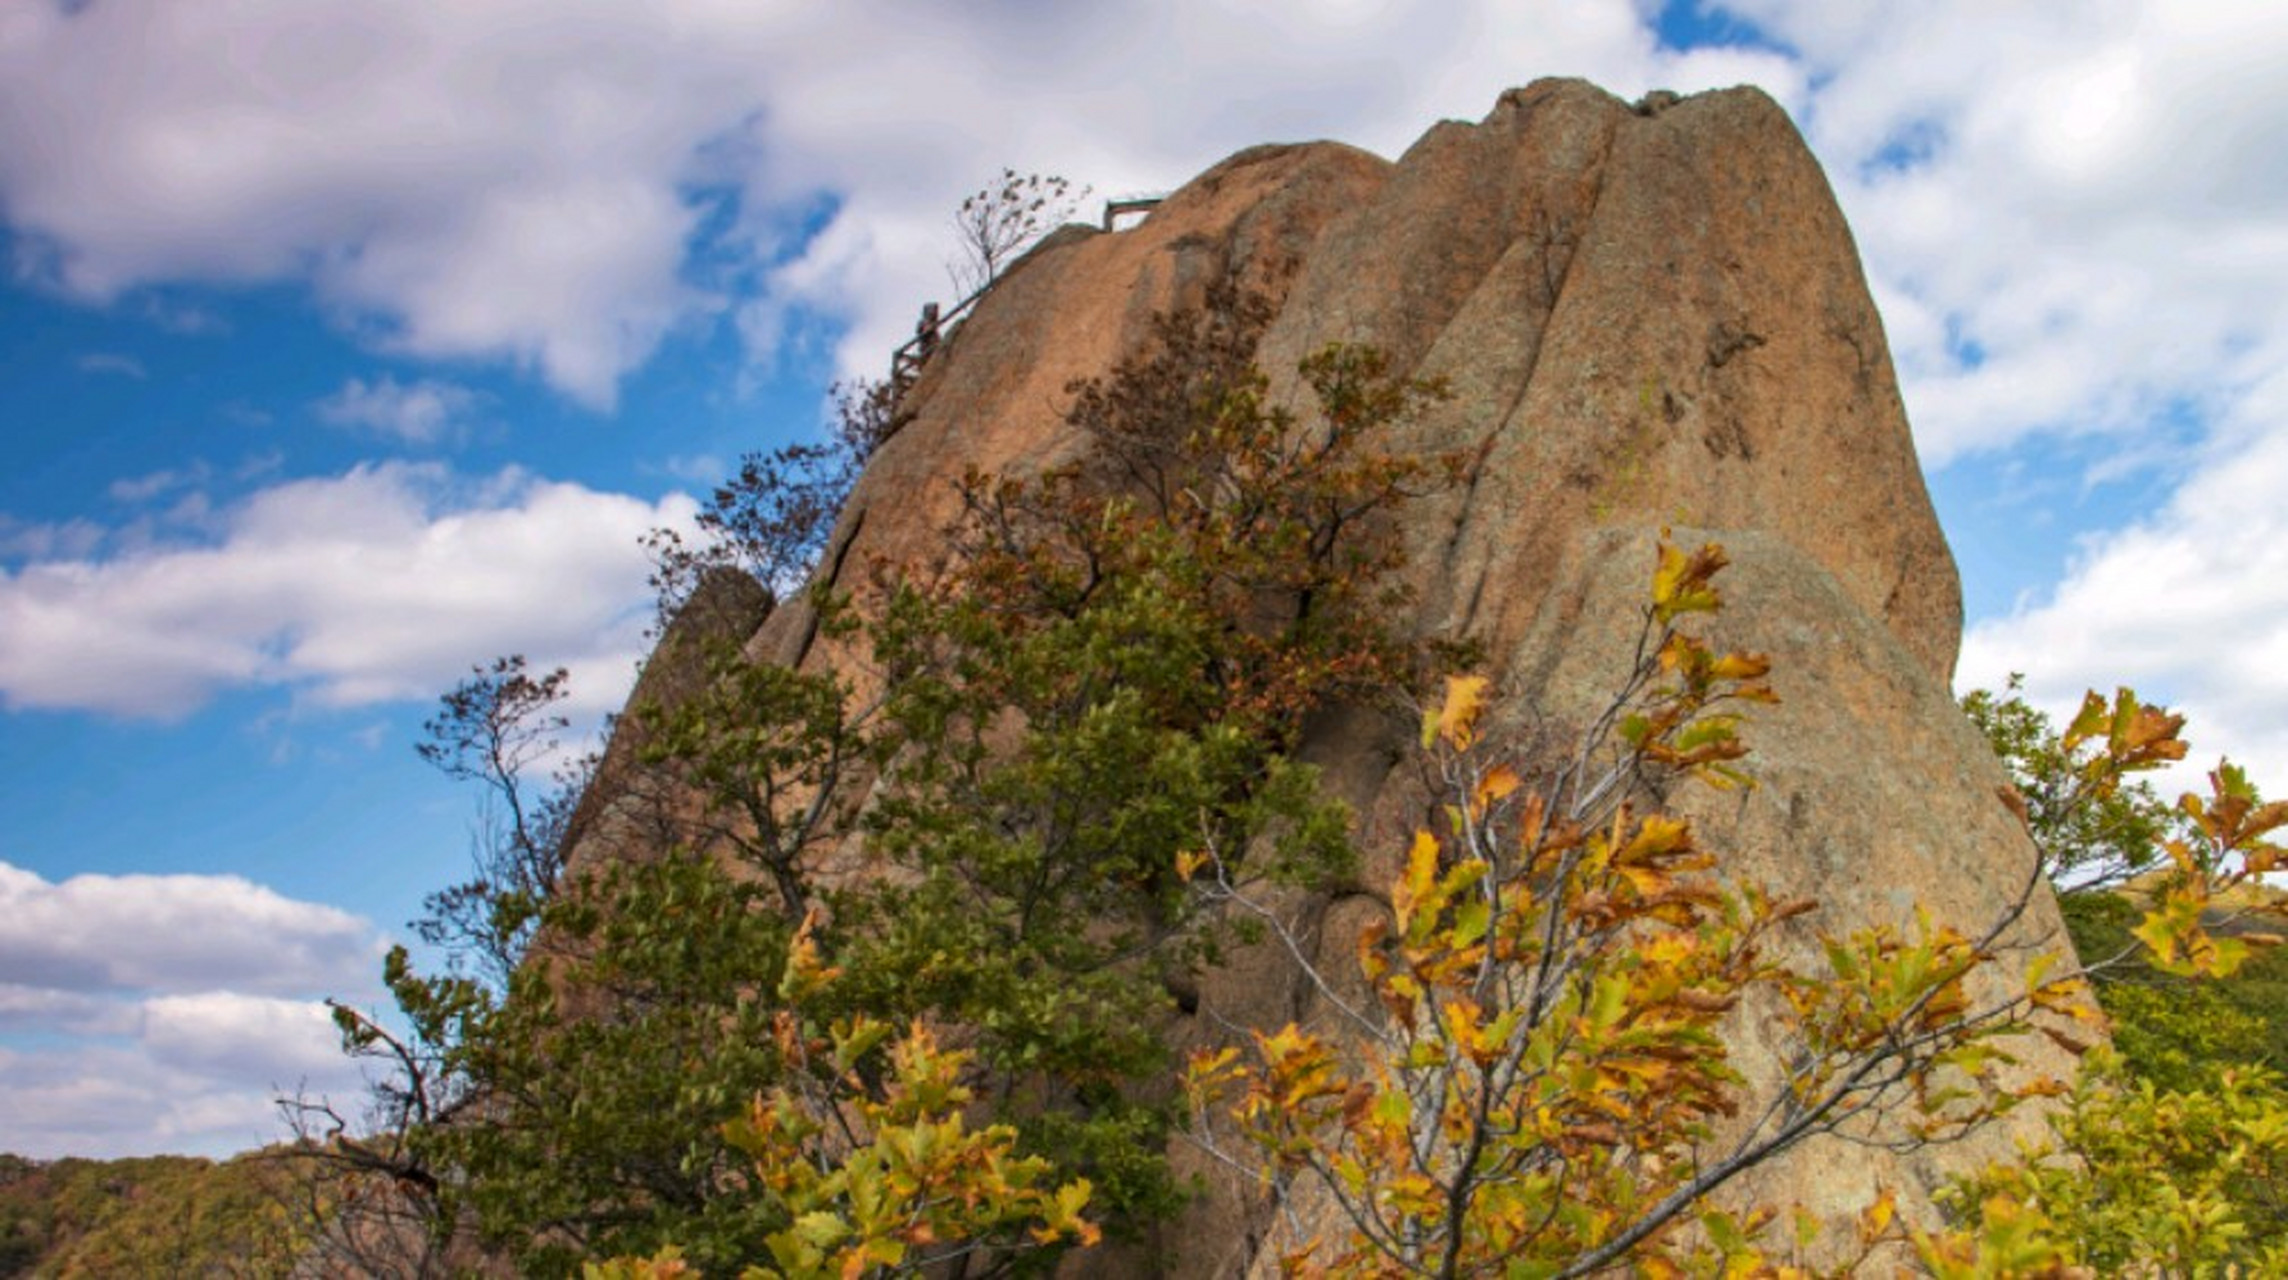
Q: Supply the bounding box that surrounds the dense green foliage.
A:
[2061,890,2288,1091]
[1943,1050,2288,1276]
[1963,676,2179,894]
[330,285,1461,1275]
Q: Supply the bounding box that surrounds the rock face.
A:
[576,78,2071,1272]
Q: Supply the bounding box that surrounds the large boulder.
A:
[574,78,2070,1273]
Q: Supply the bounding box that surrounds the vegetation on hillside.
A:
[0,1149,308,1278]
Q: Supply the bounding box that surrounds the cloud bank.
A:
[0,860,384,1159]
[315,375,487,446]
[0,0,1791,408]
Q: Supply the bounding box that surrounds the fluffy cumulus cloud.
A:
[4,2,2279,466]
[1959,374,2288,796]
[0,2,753,407]
[0,861,378,994]
[0,860,382,1158]
[0,0,1790,406]
[0,463,695,718]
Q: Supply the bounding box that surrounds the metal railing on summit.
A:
[887,192,1170,399]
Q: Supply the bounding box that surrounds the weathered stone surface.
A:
[578,78,2072,1272]
[1250,78,1959,687]
[746,136,1393,672]
[1458,525,2054,1232]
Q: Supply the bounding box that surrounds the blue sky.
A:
[3,0,2286,1159]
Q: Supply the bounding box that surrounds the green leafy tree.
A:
[588,916,1101,1280]
[1918,680,2288,1275]
[408,655,586,987]
[329,283,1461,1274]
[1934,1052,2288,1276]
[1966,679,2288,1078]
[812,305,1457,1225]
[642,376,888,630]
[1963,675,2180,899]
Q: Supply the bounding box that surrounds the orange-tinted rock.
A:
[575,79,2070,1273]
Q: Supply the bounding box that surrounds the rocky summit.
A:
[572,78,2074,1273]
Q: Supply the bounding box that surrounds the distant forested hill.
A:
[0,1150,308,1278]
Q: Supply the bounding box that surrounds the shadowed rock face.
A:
[574,78,2070,1273]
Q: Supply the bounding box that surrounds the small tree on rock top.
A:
[948,169,1089,299]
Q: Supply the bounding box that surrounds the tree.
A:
[1967,677,2288,984]
[948,170,1089,299]
[1962,675,2180,900]
[642,371,894,634]
[273,657,595,1278]
[1932,1049,2288,1276]
[1182,540,2275,1277]
[1919,681,2288,1275]
[408,655,586,986]
[815,319,1456,1228]
[327,283,1461,1274]
[587,915,1101,1280]
[632,287,1459,1237]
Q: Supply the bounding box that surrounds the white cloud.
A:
[0,860,380,995]
[1959,377,2288,797]
[0,1022,366,1160]
[0,983,127,1034]
[0,463,696,718]
[0,1,773,407]
[0,861,383,1158]
[0,1,1790,406]
[107,462,212,506]
[651,453,729,487]
[140,991,353,1082]
[315,374,485,445]
[0,512,104,562]
[3,1,2271,467]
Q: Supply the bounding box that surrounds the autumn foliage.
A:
[1184,538,2281,1277]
